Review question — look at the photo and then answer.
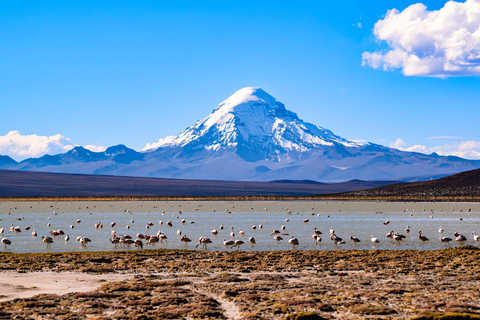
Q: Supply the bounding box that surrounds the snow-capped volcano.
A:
[152,87,359,162]
[2,87,480,182]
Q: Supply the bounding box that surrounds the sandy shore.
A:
[0,271,132,302]
[1,199,480,214]
[1,247,480,319]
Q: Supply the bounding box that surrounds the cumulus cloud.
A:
[390,137,406,149]
[363,0,480,77]
[0,131,106,161]
[0,131,74,160]
[390,137,480,159]
[143,136,176,151]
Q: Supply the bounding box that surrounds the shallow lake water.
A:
[1,200,479,253]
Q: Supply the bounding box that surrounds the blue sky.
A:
[1,0,480,160]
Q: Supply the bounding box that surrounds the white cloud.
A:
[0,131,74,161]
[390,137,406,148]
[143,136,176,151]
[390,138,480,159]
[363,0,480,77]
[433,140,480,159]
[0,131,106,161]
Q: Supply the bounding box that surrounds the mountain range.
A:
[2,87,480,182]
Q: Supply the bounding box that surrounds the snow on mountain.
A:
[2,87,480,182]
[151,87,360,162]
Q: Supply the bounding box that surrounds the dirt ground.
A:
[1,247,480,319]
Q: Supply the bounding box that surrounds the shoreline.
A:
[3,195,480,201]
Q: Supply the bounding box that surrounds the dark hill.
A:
[0,170,396,197]
[343,168,480,198]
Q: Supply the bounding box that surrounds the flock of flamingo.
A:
[1,210,479,251]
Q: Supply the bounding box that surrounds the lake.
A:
[1,200,479,253]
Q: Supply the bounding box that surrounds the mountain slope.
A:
[0,170,397,197]
[2,87,480,181]
[341,168,480,198]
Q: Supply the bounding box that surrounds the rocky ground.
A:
[1,247,480,319]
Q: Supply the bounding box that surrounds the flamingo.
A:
[180,235,191,244]
[313,227,322,235]
[313,235,322,244]
[181,218,186,225]
[249,237,256,246]
[0,228,3,235]
[370,235,379,244]
[383,220,390,225]
[76,219,81,224]
[273,235,283,241]
[159,233,168,243]
[166,221,173,227]
[386,231,393,241]
[1,238,11,249]
[303,219,309,223]
[134,239,143,249]
[32,230,37,237]
[147,236,159,245]
[454,232,467,244]
[177,229,182,236]
[123,238,135,249]
[211,229,218,236]
[239,229,245,236]
[109,236,120,247]
[440,236,452,245]
[392,233,403,245]
[77,236,91,247]
[350,236,361,245]
[473,231,479,241]
[418,231,429,242]
[289,236,299,247]
[231,239,244,249]
[259,224,263,229]
[251,225,257,230]
[230,227,235,238]
[270,229,281,236]
[281,225,286,231]
[223,239,235,246]
[219,224,224,230]
[405,226,410,234]
[110,222,116,227]
[438,228,444,233]
[330,234,345,245]
[329,228,335,235]
[65,235,70,242]
[195,237,212,249]
[394,232,406,240]
[42,236,53,248]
